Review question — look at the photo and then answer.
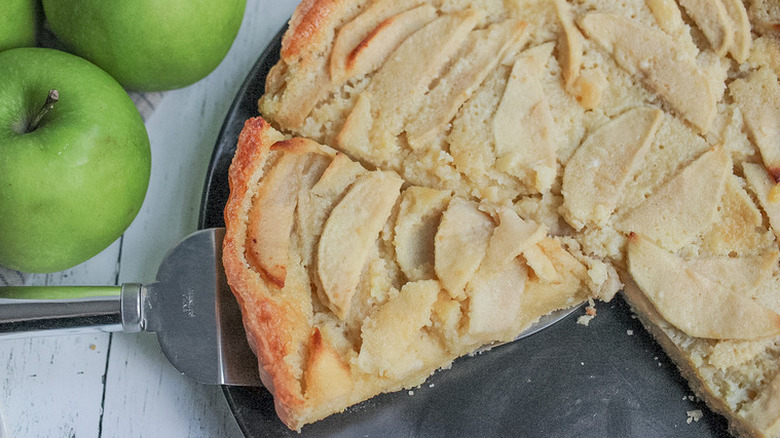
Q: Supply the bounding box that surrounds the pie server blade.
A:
[0,228,580,386]
[0,228,259,386]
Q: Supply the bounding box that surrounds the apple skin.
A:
[42,0,247,92]
[0,48,151,273]
[0,0,37,52]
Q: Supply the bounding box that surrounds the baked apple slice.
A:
[645,0,685,34]
[617,147,731,251]
[337,9,479,164]
[394,187,452,281]
[687,250,779,293]
[722,0,752,62]
[552,0,582,89]
[465,260,528,341]
[627,233,780,340]
[434,197,494,299]
[406,18,527,148]
[482,207,546,269]
[677,0,734,56]
[579,12,716,132]
[316,171,403,319]
[246,152,306,287]
[744,163,780,241]
[330,2,437,85]
[730,68,780,182]
[562,107,662,230]
[493,43,557,193]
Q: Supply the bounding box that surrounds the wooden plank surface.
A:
[0,240,120,438]
[0,1,300,436]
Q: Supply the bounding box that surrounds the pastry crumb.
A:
[686,410,703,424]
[577,315,595,326]
[577,300,598,326]
[586,299,597,317]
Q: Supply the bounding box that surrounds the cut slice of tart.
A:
[223,117,617,430]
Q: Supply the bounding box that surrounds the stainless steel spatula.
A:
[0,228,260,386]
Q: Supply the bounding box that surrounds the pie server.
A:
[0,227,579,386]
[0,228,260,386]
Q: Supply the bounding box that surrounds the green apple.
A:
[0,48,151,273]
[42,0,247,92]
[0,0,37,52]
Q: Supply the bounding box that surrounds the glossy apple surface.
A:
[0,0,37,52]
[42,0,247,91]
[0,48,151,273]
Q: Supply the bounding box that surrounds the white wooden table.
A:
[0,1,300,436]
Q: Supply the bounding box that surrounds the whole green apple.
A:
[42,0,247,92]
[0,48,151,273]
[0,0,37,52]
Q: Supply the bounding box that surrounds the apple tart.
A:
[225,0,780,435]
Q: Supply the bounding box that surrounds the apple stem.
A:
[26,89,59,133]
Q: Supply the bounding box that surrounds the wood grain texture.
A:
[0,1,301,436]
[0,334,110,438]
[101,333,240,438]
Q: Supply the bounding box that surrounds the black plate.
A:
[199,26,731,438]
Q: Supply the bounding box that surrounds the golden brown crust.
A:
[620,273,736,418]
[223,117,307,429]
[281,0,351,62]
[263,0,366,128]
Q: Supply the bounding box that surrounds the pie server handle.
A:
[0,284,143,336]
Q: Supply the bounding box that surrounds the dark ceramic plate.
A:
[199,26,731,438]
